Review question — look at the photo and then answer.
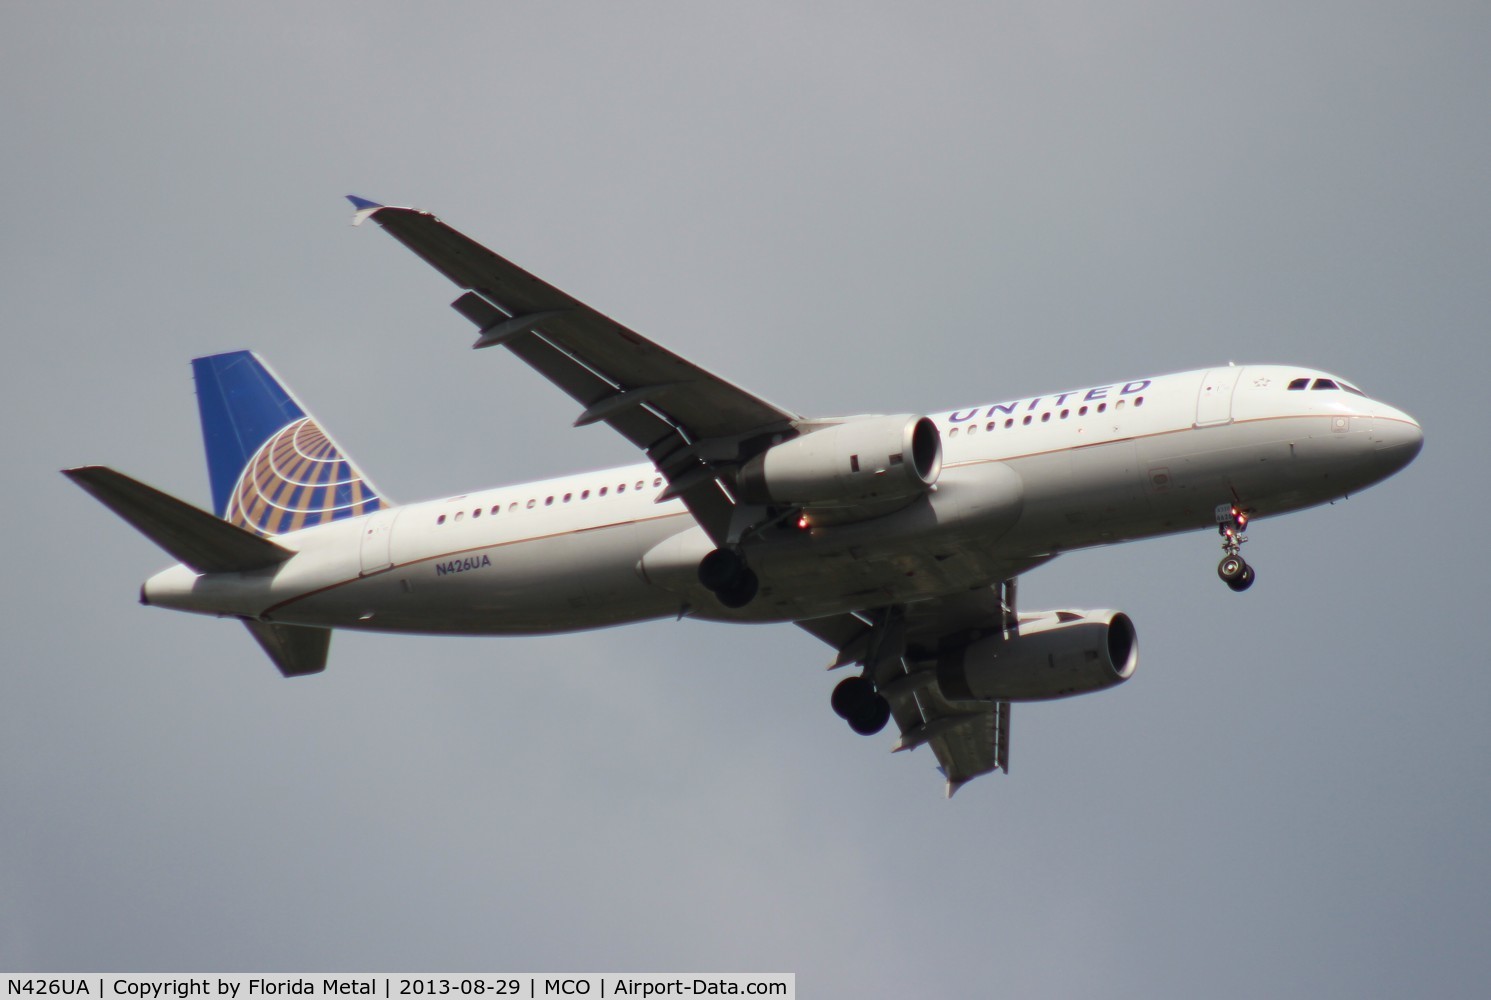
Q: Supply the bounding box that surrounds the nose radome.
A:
[1372,405,1424,473]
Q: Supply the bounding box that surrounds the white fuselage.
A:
[142,365,1423,634]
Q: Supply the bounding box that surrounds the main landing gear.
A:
[1215,503,1256,592]
[698,547,759,608]
[830,675,891,736]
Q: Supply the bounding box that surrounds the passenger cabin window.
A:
[1288,378,1310,390]
[437,514,446,525]
[1312,379,1338,390]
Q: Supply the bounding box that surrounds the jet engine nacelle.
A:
[936,610,1138,702]
[737,414,942,505]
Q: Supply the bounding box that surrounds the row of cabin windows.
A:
[1288,377,1366,396]
[436,476,666,525]
[437,390,1154,519]
[945,396,1144,438]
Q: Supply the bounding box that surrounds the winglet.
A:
[346,194,384,226]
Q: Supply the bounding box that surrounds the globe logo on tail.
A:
[226,417,383,536]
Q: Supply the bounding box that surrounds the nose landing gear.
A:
[1215,503,1256,592]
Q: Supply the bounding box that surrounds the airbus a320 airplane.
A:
[64,197,1423,795]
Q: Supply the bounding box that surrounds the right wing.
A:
[797,580,1019,797]
[349,197,801,544]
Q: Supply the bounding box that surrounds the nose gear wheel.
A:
[1215,503,1256,592]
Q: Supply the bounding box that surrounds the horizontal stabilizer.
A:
[241,619,330,677]
[62,466,294,574]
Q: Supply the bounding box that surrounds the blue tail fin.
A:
[192,351,387,537]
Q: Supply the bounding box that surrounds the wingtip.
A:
[346,194,384,226]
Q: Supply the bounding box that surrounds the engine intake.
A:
[936,610,1138,702]
[737,414,942,505]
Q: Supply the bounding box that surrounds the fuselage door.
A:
[1195,367,1244,427]
[358,506,401,576]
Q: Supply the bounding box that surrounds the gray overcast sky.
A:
[3,2,1488,996]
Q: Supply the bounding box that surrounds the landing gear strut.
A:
[1215,503,1256,592]
[830,675,891,736]
[698,547,759,608]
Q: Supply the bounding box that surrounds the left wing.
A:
[798,581,1019,797]
[349,197,800,543]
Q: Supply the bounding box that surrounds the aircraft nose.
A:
[1371,405,1424,475]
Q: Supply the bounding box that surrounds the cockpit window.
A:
[1341,382,1366,396]
[1311,379,1338,390]
[1288,378,1310,390]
